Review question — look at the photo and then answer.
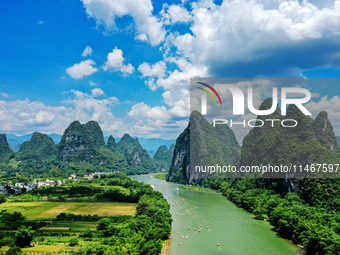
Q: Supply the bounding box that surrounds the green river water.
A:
[133,175,301,255]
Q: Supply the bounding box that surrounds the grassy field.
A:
[0,201,136,219]
[152,173,167,180]
[181,185,219,193]
[0,244,71,253]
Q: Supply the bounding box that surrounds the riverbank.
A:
[132,175,299,255]
[181,185,219,193]
[152,173,167,180]
[161,238,170,255]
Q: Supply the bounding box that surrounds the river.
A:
[133,175,300,255]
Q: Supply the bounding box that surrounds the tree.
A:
[0,194,6,204]
[5,246,22,255]
[14,226,35,248]
[69,238,79,247]
[0,211,26,230]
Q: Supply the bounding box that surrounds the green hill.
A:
[107,135,120,156]
[57,121,129,173]
[153,144,175,172]
[311,111,337,151]
[0,134,14,163]
[17,132,57,161]
[240,99,340,179]
[167,110,240,183]
[116,134,142,155]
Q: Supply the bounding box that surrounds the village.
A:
[0,171,114,195]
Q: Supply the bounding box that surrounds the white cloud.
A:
[159,57,208,90]
[0,99,68,133]
[91,88,104,97]
[89,81,97,86]
[0,89,185,139]
[0,89,122,136]
[1,92,8,98]
[127,102,187,137]
[161,4,191,24]
[138,61,167,90]
[66,60,98,79]
[168,0,340,70]
[81,0,166,45]
[138,57,207,114]
[138,61,166,78]
[36,21,46,25]
[102,47,134,75]
[162,88,190,117]
[63,89,119,126]
[128,102,170,120]
[82,46,93,57]
[134,0,340,125]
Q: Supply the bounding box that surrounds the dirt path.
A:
[161,238,170,255]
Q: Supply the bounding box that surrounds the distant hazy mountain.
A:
[5,133,62,152]
[48,133,62,144]
[104,136,176,156]
[6,133,34,152]
[137,137,176,154]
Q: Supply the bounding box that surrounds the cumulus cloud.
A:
[0,99,69,133]
[82,45,93,57]
[138,61,166,78]
[81,0,166,45]
[0,89,121,135]
[0,88,186,139]
[91,88,104,97]
[133,1,340,128]
[161,4,191,24]
[165,0,340,77]
[138,61,167,90]
[1,92,8,98]
[66,60,98,79]
[127,102,188,137]
[102,47,134,75]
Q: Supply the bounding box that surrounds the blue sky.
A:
[1,0,340,139]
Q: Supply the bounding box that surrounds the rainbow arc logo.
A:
[197,82,223,106]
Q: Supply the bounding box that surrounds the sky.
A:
[0,0,340,140]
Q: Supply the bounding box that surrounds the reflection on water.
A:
[133,175,299,255]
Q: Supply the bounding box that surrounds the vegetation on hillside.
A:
[0,173,172,255]
[153,145,174,172]
[0,120,174,178]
